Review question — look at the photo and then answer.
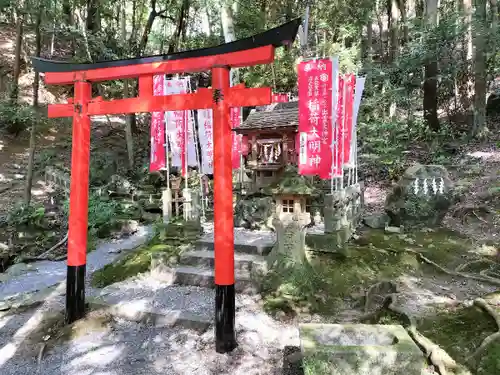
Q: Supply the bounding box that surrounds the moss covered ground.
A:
[90,220,202,288]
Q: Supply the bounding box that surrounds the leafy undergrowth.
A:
[91,220,203,288]
[260,228,479,318]
[418,304,499,374]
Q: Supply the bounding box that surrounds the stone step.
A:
[179,249,267,273]
[195,240,274,256]
[151,265,259,294]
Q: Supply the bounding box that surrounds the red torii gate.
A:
[33,19,300,353]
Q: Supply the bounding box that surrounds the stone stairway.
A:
[153,226,277,294]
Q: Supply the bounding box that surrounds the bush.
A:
[0,101,41,135]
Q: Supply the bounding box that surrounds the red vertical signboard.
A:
[342,74,356,164]
[297,59,333,177]
[231,107,241,169]
[149,75,166,172]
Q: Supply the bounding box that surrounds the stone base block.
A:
[299,323,424,375]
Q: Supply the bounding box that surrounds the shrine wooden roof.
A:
[236,101,298,132]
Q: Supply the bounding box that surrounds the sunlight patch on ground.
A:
[66,344,125,369]
[364,185,387,206]
[0,41,13,50]
[468,244,498,257]
[0,173,10,183]
[0,315,13,331]
[398,276,458,317]
[467,150,500,162]
[0,282,66,368]
[43,135,56,142]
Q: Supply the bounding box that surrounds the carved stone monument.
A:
[323,182,364,249]
[385,164,454,228]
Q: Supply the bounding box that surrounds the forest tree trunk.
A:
[10,3,24,103]
[24,4,43,206]
[423,0,440,131]
[472,0,487,136]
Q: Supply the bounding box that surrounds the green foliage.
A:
[0,102,43,136]
[5,204,46,228]
[266,165,318,196]
[62,192,131,238]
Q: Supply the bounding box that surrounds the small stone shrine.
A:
[235,101,299,192]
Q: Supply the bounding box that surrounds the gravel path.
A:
[0,285,301,375]
[0,224,303,375]
[0,225,154,301]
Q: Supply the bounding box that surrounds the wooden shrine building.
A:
[235,101,298,190]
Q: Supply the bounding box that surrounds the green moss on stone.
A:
[265,166,318,196]
[91,243,177,288]
[262,228,474,317]
[91,221,201,288]
[418,305,498,364]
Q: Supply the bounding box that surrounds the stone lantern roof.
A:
[265,166,318,196]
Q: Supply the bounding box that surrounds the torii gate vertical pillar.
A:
[66,79,92,323]
[211,66,237,353]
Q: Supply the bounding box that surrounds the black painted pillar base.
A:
[66,265,86,324]
[215,284,237,353]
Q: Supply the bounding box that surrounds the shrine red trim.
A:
[47,87,272,118]
[42,46,274,85]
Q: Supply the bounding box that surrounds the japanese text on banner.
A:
[342,74,356,166]
[297,59,333,177]
[231,107,241,170]
[149,75,166,172]
[197,109,214,174]
[164,78,197,170]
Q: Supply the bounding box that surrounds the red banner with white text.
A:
[150,75,166,172]
[297,59,333,177]
[342,74,356,165]
[231,107,241,169]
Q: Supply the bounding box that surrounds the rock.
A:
[6,263,31,277]
[363,213,389,229]
[385,164,455,228]
[119,220,140,236]
[486,92,500,116]
[0,301,11,311]
[234,195,275,230]
[385,226,402,234]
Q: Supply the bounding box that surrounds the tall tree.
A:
[423,0,440,131]
[25,4,43,206]
[389,0,400,62]
[10,0,25,103]
[472,0,487,136]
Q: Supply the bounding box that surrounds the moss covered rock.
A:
[234,195,275,230]
[385,164,455,228]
